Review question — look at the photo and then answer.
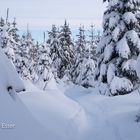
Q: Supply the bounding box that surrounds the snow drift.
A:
[0,49,49,140]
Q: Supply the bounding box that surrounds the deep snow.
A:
[0,48,50,140]
[0,49,140,140]
[18,81,140,140]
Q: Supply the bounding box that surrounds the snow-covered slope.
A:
[1,49,140,140]
[19,81,140,140]
[71,90,140,140]
[0,49,49,140]
[0,89,54,140]
[0,48,25,92]
[19,81,88,140]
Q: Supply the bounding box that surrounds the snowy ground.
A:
[16,81,140,140]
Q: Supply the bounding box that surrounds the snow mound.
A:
[0,49,49,140]
[0,89,53,140]
[19,81,89,140]
[0,48,25,92]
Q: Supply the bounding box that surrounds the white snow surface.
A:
[18,81,140,140]
[0,48,25,92]
[1,53,140,140]
[0,49,48,140]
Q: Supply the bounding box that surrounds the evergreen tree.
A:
[47,25,60,80]
[71,26,95,88]
[76,26,86,58]
[0,16,16,63]
[36,40,54,89]
[88,25,98,61]
[96,0,140,95]
[15,33,31,79]
[58,20,74,79]
[15,28,37,80]
[10,18,20,43]
[32,41,40,77]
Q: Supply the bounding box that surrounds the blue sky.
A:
[0,0,106,42]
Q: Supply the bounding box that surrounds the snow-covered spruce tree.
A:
[25,30,38,81]
[96,0,140,95]
[0,17,16,63]
[32,41,40,77]
[57,20,74,79]
[15,29,37,81]
[88,25,100,61]
[70,26,86,83]
[15,33,30,79]
[47,25,60,80]
[10,18,22,66]
[10,18,20,43]
[71,26,95,88]
[36,41,54,89]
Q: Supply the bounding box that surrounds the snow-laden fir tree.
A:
[32,41,40,77]
[96,0,140,95]
[0,16,16,63]
[58,20,74,79]
[15,33,30,79]
[10,18,22,66]
[71,26,95,88]
[88,25,100,61]
[25,29,38,81]
[36,40,54,89]
[47,25,60,80]
[70,26,86,82]
[10,18,20,43]
[15,28,37,81]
